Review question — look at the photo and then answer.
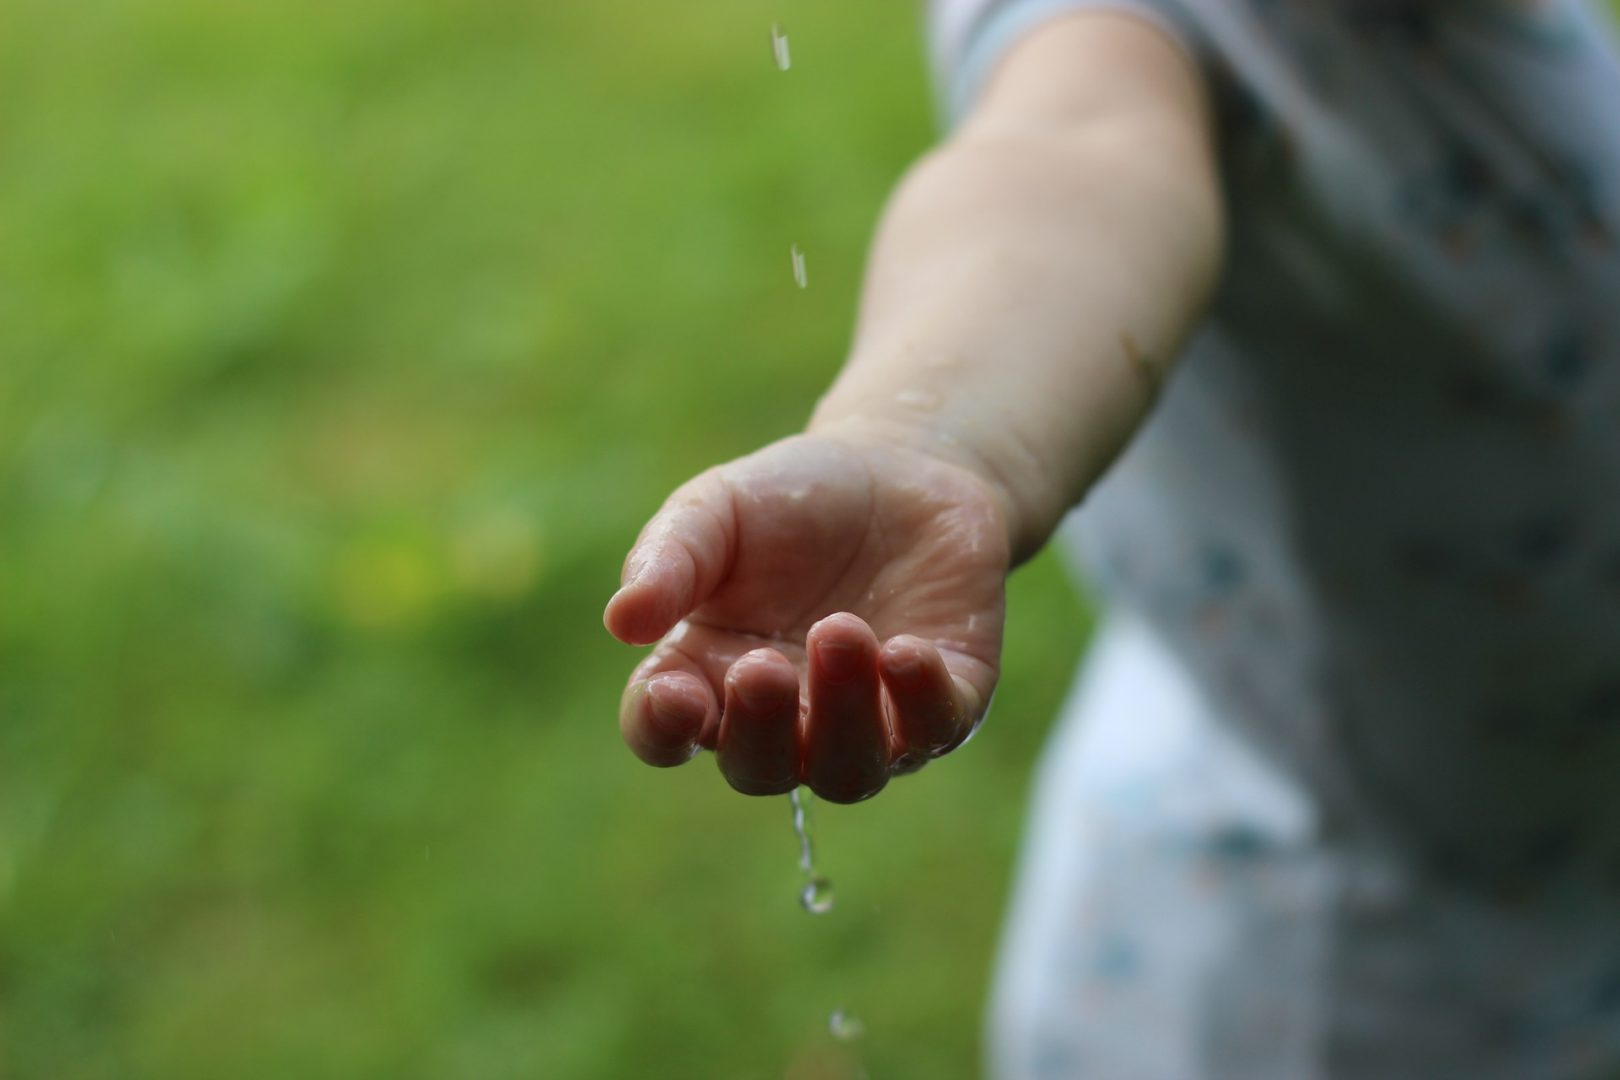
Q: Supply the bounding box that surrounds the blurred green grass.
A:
[0,2,1091,1077]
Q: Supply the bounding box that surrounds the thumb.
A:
[603,469,736,646]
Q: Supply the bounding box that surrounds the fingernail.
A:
[646,680,690,735]
[817,639,863,683]
[886,650,925,682]
[735,679,786,712]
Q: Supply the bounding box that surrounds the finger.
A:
[889,752,930,776]
[603,471,736,646]
[937,647,996,749]
[629,621,768,751]
[716,649,802,796]
[879,635,974,763]
[804,613,890,804]
[619,670,715,767]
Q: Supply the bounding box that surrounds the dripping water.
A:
[828,1008,865,1042]
[771,23,792,71]
[791,244,808,289]
[790,787,834,914]
[771,18,871,1070]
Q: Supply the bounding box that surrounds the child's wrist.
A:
[803,409,1037,564]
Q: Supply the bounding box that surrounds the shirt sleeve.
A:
[927,0,1208,125]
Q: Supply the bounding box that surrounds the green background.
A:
[0,2,1093,1077]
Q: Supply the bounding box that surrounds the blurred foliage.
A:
[0,2,1091,1077]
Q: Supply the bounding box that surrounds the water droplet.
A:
[771,23,792,71]
[828,1008,864,1042]
[790,787,814,874]
[789,788,834,913]
[791,244,808,289]
[801,875,835,914]
[895,388,942,412]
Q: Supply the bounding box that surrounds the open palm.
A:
[604,432,1010,803]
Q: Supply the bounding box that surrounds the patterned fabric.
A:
[928,1,1620,1076]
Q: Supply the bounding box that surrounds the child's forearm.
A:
[807,15,1223,564]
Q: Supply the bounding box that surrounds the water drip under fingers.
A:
[828,1008,865,1042]
[801,875,835,914]
[789,787,834,914]
[769,19,873,1072]
[771,23,792,71]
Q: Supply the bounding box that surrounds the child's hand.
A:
[604,431,1008,803]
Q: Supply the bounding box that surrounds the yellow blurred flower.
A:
[332,535,442,631]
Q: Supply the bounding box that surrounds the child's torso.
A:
[1071,0,1620,890]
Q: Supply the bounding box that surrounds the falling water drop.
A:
[791,244,808,289]
[789,787,833,914]
[790,788,812,874]
[828,1008,865,1042]
[771,23,792,71]
[801,875,835,915]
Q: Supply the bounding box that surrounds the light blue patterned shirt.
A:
[933,1,1620,1075]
